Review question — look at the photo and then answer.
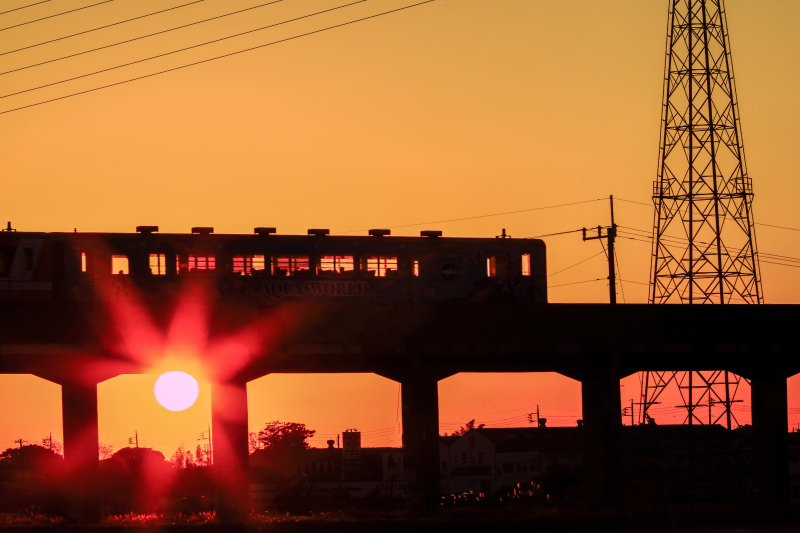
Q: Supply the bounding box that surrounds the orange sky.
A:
[2,0,800,456]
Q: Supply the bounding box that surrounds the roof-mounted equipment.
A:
[254,227,277,236]
[308,229,330,236]
[420,230,442,238]
[136,226,159,234]
[191,227,214,235]
[368,229,391,237]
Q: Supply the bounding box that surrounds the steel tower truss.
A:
[643,0,761,427]
[650,0,761,305]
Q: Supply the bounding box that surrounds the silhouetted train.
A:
[0,226,547,304]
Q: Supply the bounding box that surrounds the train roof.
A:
[3,227,545,246]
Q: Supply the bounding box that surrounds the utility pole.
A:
[128,430,138,448]
[527,405,540,425]
[582,195,617,304]
[14,438,26,448]
[198,425,213,466]
[621,399,635,426]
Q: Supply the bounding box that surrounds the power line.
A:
[338,199,606,234]
[0,0,52,16]
[618,229,800,268]
[1,0,363,98]
[549,278,604,289]
[615,197,651,207]
[1,0,285,76]
[0,0,435,115]
[548,251,605,278]
[757,222,800,233]
[1,0,205,57]
[614,247,626,303]
[0,0,114,32]
[527,228,583,239]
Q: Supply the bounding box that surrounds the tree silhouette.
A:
[0,445,64,512]
[257,421,315,452]
[446,419,485,436]
[99,443,114,460]
[100,447,175,513]
[250,422,316,483]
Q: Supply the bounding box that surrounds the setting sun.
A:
[154,371,200,412]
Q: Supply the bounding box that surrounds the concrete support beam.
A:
[61,379,100,522]
[750,372,789,506]
[580,367,621,510]
[400,374,441,516]
[211,380,251,521]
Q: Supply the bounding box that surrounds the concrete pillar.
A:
[750,373,789,506]
[400,374,440,516]
[580,368,621,509]
[211,380,251,521]
[61,379,100,522]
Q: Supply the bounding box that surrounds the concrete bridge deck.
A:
[1,301,798,520]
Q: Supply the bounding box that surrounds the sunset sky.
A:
[2,0,800,456]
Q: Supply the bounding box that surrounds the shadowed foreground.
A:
[3,505,800,533]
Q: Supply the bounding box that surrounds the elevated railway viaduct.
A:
[1,301,798,519]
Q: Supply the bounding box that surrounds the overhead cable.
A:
[0,0,284,75]
[0,1,52,16]
[338,199,606,234]
[0,0,113,32]
[1,0,365,98]
[0,0,434,114]
[1,0,205,57]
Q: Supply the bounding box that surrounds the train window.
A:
[522,254,531,276]
[24,247,33,270]
[272,255,310,276]
[111,255,129,275]
[81,252,87,273]
[233,255,265,276]
[188,255,215,272]
[363,256,398,277]
[486,254,507,278]
[149,254,167,275]
[317,255,354,276]
[412,260,419,277]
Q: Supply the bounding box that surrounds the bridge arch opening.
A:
[619,371,752,427]
[247,373,401,449]
[97,374,212,461]
[0,374,63,453]
[438,372,583,433]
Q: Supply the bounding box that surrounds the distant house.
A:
[442,427,582,497]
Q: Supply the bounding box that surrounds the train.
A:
[0,225,547,304]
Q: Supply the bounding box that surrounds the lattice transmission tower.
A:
[641,0,762,427]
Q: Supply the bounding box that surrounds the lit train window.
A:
[233,255,265,276]
[317,255,354,276]
[363,256,397,277]
[486,254,507,278]
[149,254,166,275]
[522,254,531,276]
[272,256,309,276]
[81,252,87,273]
[188,255,215,272]
[111,255,129,275]
[412,260,419,277]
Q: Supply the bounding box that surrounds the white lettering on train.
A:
[260,280,370,299]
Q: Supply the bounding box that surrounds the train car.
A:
[0,226,547,304]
